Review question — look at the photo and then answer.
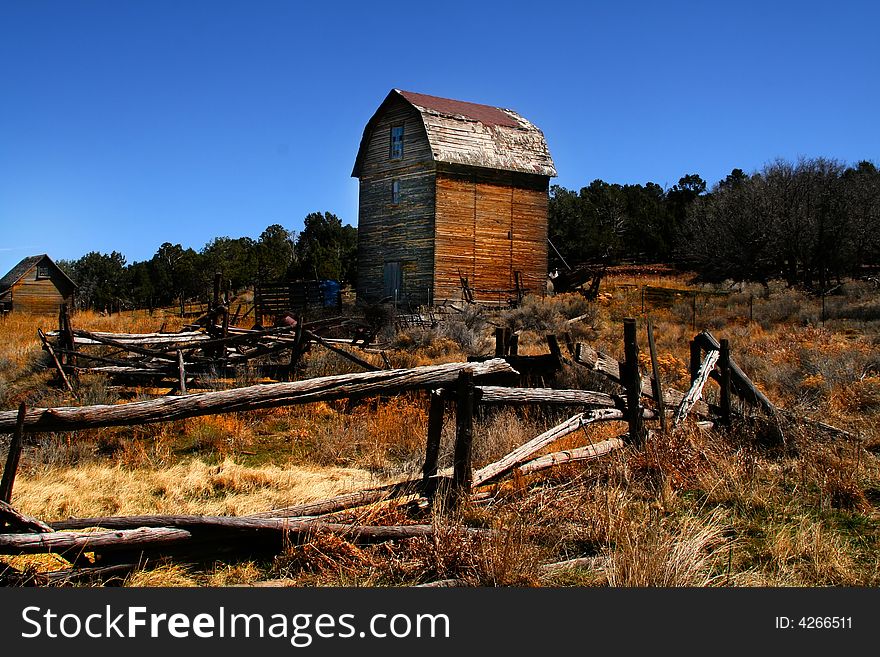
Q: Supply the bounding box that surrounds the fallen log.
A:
[0,500,54,534]
[471,409,626,487]
[0,521,488,555]
[0,359,518,433]
[514,438,626,476]
[0,526,190,555]
[250,479,424,519]
[475,386,616,407]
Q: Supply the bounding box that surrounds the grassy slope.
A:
[0,274,878,586]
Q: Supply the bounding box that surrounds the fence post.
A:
[508,333,519,356]
[0,403,27,503]
[623,319,645,445]
[423,390,445,498]
[452,370,475,495]
[689,340,702,384]
[719,339,731,425]
[646,318,667,433]
[495,328,505,357]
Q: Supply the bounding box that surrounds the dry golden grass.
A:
[1,274,879,588]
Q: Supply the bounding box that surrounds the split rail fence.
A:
[0,318,858,585]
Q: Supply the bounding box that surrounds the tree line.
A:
[549,156,880,290]
[58,212,356,311]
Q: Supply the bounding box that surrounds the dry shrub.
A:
[602,511,730,587]
[767,517,857,585]
[126,564,197,587]
[274,531,375,578]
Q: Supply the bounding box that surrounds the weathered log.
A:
[695,330,776,416]
[0,526,190,555]
[305,330,381,371]
[49,329,209,346]
[475,386,616,407]
[471,409,626,487]
[44,562,136,584]
[70,329,181,362]
[0,500,54,533]
[574,343,710,417]
[0,359,518,433]
[540,556,602,574]
[0,522,487,555]
[414,579,470,587]
[673,349,720,427]
[514,438,626,476]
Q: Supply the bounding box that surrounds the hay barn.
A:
[352,89,556,306]
[0,254,77,314]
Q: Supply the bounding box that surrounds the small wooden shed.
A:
[352,89,556,306]
[0,254,77,314]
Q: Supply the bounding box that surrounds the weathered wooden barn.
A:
[352,89,556,306]
[0,254,77,314]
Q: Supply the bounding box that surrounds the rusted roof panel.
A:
[352,90,557,179]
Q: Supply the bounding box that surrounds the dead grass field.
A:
[0,272,878,587]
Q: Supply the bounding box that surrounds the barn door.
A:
[383,261,403,302]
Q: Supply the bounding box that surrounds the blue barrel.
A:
[319,280,341,307]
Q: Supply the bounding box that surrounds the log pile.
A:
[41,308,391,389]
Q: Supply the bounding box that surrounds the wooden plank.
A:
[0,359,518,433]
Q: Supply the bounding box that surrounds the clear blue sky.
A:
[1,0,877,275]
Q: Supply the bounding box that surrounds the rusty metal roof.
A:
[352,89,557,178]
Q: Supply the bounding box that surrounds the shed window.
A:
[391,179,400,205]
[390,125,404,159]
[36,265,50,279]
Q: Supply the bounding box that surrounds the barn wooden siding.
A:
[356,96,436,305]
[353,90,555,306]
[434,167,548,304]
[0,257,75,314]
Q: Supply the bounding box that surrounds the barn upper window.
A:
[36,264,50,279]
[391,179,400,205]
[390,125,404,159]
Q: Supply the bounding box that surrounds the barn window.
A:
[391,179,400,204]
[390,125,404,159]
[36,265,50,279]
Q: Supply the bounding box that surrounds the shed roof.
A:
[0,254,77,292]
[352,89,557,178]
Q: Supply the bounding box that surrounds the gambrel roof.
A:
[352,89,556,178]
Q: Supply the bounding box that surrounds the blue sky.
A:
[1,1,877,275]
